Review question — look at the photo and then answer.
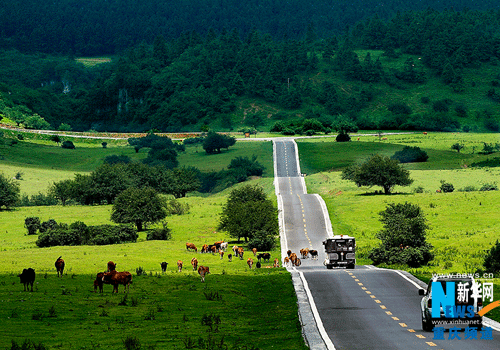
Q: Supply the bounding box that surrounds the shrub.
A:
[480,183,498,191]
[391,146,428,163]
[39,219,58,233]
[413,186,424,193]
[433,100,449,112]
[270,121,286,132]
[439,181,454,193]
[459,185,477,192]
[123,336,141,350]
[146,226,172,241]
[25,217,41,235]
[89,225,138,245]
[103,155,131,164]
[18,192,58,207]
[61,140,75,149]
[336,132,351,142]
[248,230,276,251]
[17,134,24,140]
[421,96,430,104]
[165,200,189,215]
[101,142,107,148]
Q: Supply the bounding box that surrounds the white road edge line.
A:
[295,267,337,350]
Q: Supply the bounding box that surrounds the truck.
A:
[322,235,356,269]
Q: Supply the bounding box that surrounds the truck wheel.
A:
[347,264,355,269]
[422,318,432,332]
[326,265,333,270]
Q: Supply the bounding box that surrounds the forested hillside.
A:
[1,3,500,133]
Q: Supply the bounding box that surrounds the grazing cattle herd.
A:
[18,239,317,292]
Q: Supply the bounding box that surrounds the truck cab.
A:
[322,235,356,269]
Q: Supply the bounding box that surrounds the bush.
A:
[433,100,450,112]
[439,181,454,193]
[39,219,58,233]
[18,192,58,207]
[336,132,351,142]
[484,240,500,274]
[480,183,498,191]
[89,225,138,245]
[61,140,75,149]
[165,200,190,215]
[146,226,172,241]
[103,155,131,164]
[101,142,107,148]
[458,185,477,192]
[391,146,428,163]
[25,217,41,235]
[248,231,276,251]
[413,186,424,193]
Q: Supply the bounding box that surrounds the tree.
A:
[49,179,74,206]
[162,167,201,198]
[341,154,413,194]
[90,163,130,204]
[391,146,428,163]
[369,202,433,267]
[451,143,464,153]
[218,185,278,242]
[0,173,20,210]
[111,187,166,232]
[202,132,236,154]
[484,240,500,274]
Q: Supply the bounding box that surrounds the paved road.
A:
[274,139,500,350]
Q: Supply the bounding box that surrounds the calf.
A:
[198,266,210,282]
[177,260,183,272]
[252,248,257,256]
[220,242,228,251]
[219,250,224,259]
[228,254,232,262]
[161,262,168,273]
[256,261,261,269]
[18,268,35,292]
[247,258,254,269]
[191,257,198,271]
[102,271,132,293]
[201,244,209,253]
[55,256,65,277]
[273,258,279,268]
[186,242,197,252]
[94,272,104,293]
[107,261,116,272]
[283,257,291,267]
[309,250,318,260]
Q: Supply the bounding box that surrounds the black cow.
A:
[161,262,168,273]
[257,253,271,262]
[256,261,261,269]
[18,268,35,292]
[309,250,318,260]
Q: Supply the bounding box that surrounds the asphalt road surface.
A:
[274,139,500,350]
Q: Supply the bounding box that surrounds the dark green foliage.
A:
[111,187,166,231]
[218,185,278,242]
[270,121,286,133]
[480,183,498,191]
[36,223,137,247]
[369,202,433,267]
[484,240,500,274]
[61,140,75,149]
[388,103,412,115]
[18,192,58,207]
[48,179,74,206]
[8,339,48,350]
[439,181,454,193]
[50,135,61,144]
[451,143,464,153]
[227,155,264,177]
[432,100,449,113]
[101,142,107,148]
[0,172,21,209]
[336,132,351,142]
[24,217,41,235]
[301,119,325,133]
[391,146,428,163]
[248,230,276,251]
[146,224,172,241]
[17,134,24,140]
[123,336,141,350]
[103,155,131,165]
[202,132,236,154]
[183,137,204,145]
[165,200,190,215]
[128,134,180,168]
[161,167,201,198]
[39,219,58,233]
[341,154,413,194]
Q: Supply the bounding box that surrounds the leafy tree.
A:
[439,180,454,193]
[369,202,433,267]
[24,217,41,235]
[202,131,236,154]
[227,155,264,177]
[218,185,278,242]
[332,115,358,142]
[61,140,75,149]
[90,163,130,204]
[451,143,464,153]
[161,166,201,198]
[48,179,74,206]
[0,173,20,210]
[111,187,166,231]
[50,135,61,144]
[391,146,428,163]
[341,154,413,194]
[484,240,500,274]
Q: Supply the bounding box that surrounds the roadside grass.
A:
[75,57,112,67]
[0,177,300,349]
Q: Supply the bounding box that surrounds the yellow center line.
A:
[392,317,399,321]
[385,311,392,315]
[408,329,415,333]
[416,335,426,339]
[426,342,437,346]
[399,323,407,328]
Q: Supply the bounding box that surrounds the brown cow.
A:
[252,248,257,256]
[177,260,183,272]
[107,261,116,272]
[102,271,132,293]
[161,262,168,273]
[294,258,302,267]
[237,247,244,260]
[198,266,210,282]
[94,272,104,293]
[55,256,65,277]
[247,258,254,269]
[219,250,224,259]
[201,244,209,253]
[191,257,198,271]
[186,242,197,252]
[283,257,290,267]
[273,258,279,268]
[213,240,224,250]
[290,253,298,266]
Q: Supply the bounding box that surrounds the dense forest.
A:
[1,1,500,133]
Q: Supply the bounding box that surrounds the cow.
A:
[201,244,209,253]
[198,266,210,282]
[273,258,279,268]
[309,250,318,260]
[186,242,197,252]
[220,242,228,251]
[94,272,104,293]
[177,260,183,272]
[161,262,168,273]
[257,253,271,262]
[300,248,309,259]
[55,256,65,277]
[290,253,298,266]
[228,254,232,262]
[232,246,239,256]
[191,257,198,271]
[107,261,116,272]
[283,257,291,267]
[208,245,216,254]
[237,247,244,260]
[256,261,261,269]
[219,250,224,259]
[18,268,35,292]
[287,250,292,257]
[294,258,302,267]
[102,271,132,293]
[213,240,224,250]
[247,258,254,269]
[252,248,257,256]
